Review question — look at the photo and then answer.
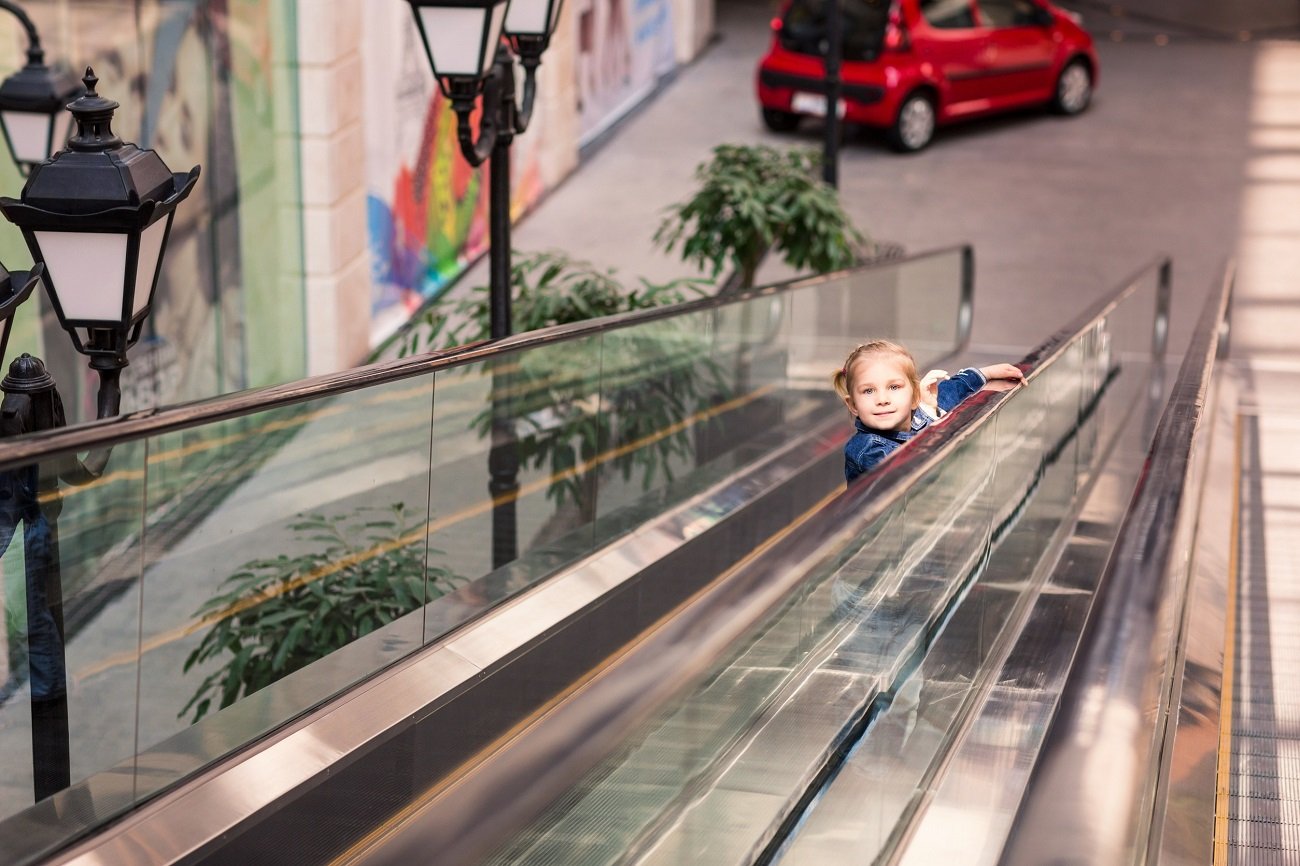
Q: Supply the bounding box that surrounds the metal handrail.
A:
[999,260,1235,866]
[0,244,973,469]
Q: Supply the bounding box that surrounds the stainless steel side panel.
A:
[1153,367,1238,865]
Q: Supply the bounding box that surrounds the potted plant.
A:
[654,144,869,291]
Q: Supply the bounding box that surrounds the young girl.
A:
[833,340,1025,484]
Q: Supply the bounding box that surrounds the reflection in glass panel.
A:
[0,441,146,834]
[786,249,965,399]
[704,295,793,464]
[134,377,434,798]
[595,310,735,534]
[424,338,605,640]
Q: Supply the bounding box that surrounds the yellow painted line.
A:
[1212,412,1242,865]
[41,349,703,497]
[329,482,846,866]
[74,383,777,681]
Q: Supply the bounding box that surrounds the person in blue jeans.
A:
[833,340,1025,485]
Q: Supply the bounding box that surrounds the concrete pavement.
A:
[455,0,1298,360]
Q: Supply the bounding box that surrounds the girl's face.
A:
[844,356,917,432]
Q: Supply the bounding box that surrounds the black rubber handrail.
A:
[0,245,973,469]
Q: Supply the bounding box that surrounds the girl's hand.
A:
[979,363,1027,386]
[919,369,947,411]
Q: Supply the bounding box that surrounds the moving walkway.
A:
[0,246,1242,865]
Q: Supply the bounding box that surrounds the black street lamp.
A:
[405,0,563,570]
[404,0,563,340]
[0,68,199,418]
[0,68,198,804]
[0,0,82,175]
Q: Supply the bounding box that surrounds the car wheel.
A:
[1051,59,1092,115]
[762,108,801,132]
[888,92,935,153]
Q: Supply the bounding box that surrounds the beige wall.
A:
[299,0,715,373]
[296,0,371,375]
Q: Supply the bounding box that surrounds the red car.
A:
[756,0,1098,152]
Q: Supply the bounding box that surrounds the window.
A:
[779,0,891,61]
[977,0,1047,27]
[920,0,976,29]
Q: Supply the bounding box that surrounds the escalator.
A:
[0,246,1236,866]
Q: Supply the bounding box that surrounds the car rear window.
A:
[779,0,890,61]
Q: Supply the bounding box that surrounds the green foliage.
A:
[401,250,727,514]
[654,144,866,289]
[180,505,460,723]
[402,249,711,353]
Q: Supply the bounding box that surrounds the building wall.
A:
[0,0,715,422]
[0,0,306,424]
[359,0,689,350]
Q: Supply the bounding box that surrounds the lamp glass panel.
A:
[52,108,74,154]
[34,230,128,321]
[419,6,493,77]
[505,0,552,35]
[133,218,168,317]
[485,0,509,60]
[1,110,53,164]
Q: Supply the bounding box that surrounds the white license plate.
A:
[791,92,846,118]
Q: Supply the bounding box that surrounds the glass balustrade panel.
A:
[423,337,605,643]
[786,250,967,418]
[133,377,435,799]
[590,309,728,541]
[0,441,147,860]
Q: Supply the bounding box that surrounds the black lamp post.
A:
[405,0,563,570]
[823,0,842,188]
[0,0,82,175]
[404,0,563,340]
[0,68,198,803]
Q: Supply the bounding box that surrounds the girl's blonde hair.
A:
[832,340,922,404]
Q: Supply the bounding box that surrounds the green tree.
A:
[654,144,866,290]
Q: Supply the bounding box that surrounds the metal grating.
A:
[1228,403,1300,864]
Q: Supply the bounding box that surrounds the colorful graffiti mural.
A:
[365,7,547,341]
[367,94,487,321]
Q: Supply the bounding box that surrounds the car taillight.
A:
[884,10,910,51]
[771,16,783,32]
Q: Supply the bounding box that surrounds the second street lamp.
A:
[0,0,82,174]
[405,0,564,570]
[404,0,563,340]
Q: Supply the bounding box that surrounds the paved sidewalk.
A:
[455,0,789,297]
[455,0,1299,357]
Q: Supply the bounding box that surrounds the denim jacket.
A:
[843,367,986,485]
